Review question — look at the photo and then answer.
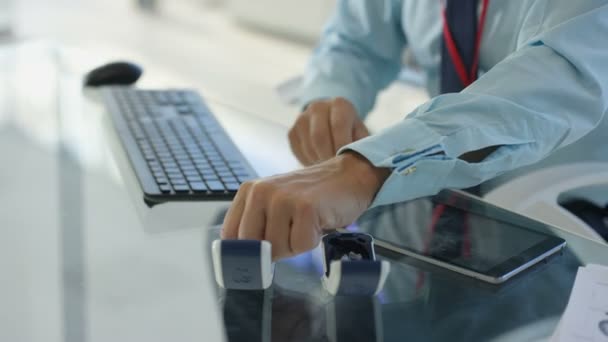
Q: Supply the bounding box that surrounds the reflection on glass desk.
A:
[352,190,567,283]
[220,287,383,342]
[207,196,606,342]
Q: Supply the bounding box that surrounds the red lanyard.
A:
[415,2,489,292]
[415,199,472,291]
[441,0,490,87]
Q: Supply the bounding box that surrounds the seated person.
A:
[222,0,608,259]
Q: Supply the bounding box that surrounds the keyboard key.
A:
[173,185,190,193]
[222,176,237,184]
[231,167,248,173]
[181,91,200,104]
[190,155,206,163]
[155,144,170,151]
[144,153,156,161]
[211,160,226,167]
[225,182,240,191]
[169,176,185,183]
[205,181,225,192]
[182,116,200,131]
[233,170,250,177]
[214,163,229,170]
[204,175,219,181]
[175,158,191,166]
[207,155,223,162]
[193,162,209,169]
[168,91,183,105]
[154,91,169,104]
[150,165,163,173]
[200,142,215,150]
[176,105,190,114]
[189,182,207,192]
[155,177,168,185]
[159,185,172,193]
[166,168,182,174]
[237,175,254,183]
[162,162,178,169]
[192,107,208,116]
[186,175,202,182]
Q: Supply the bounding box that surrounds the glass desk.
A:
[1,42,607,342]
[214,193,607,342]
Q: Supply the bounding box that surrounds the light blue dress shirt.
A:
[298,0,608,208]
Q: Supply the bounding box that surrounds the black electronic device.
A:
[347,190,567,284]
[85,61,143,87]
[100,86,258,206]
[321,232,390,296]
[212,239,274,290]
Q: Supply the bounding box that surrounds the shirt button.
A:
[401,166,417,175]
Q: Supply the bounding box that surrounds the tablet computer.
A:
[344,190,566,284]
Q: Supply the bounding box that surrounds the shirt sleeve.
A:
[298,0,407,119]
[340,1,608,208]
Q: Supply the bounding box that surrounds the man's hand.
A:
[289,97,370,166]
[221,152,390,260]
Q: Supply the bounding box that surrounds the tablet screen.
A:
[352,190,561,274]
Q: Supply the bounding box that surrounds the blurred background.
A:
[0,0,428,132]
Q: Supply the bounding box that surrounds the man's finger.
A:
[221,183,250,239]
[265,196,293,260]
[309,111,335,161]
[238,184,268,240]
[296,118,318,165]
[329,107,354,152]
[288,130,308,166]
[290,200,321,254]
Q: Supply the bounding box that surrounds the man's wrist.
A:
[339,151,390,198]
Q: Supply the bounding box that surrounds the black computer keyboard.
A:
[101,86,258,205]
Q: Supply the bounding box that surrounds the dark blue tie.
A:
[440,0,479,94]
[431,0,480,262]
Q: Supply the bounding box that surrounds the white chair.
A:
[484,162,608,244]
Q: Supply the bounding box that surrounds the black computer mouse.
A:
[84,61,143,87]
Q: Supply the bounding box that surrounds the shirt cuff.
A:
[338,118,456,208]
